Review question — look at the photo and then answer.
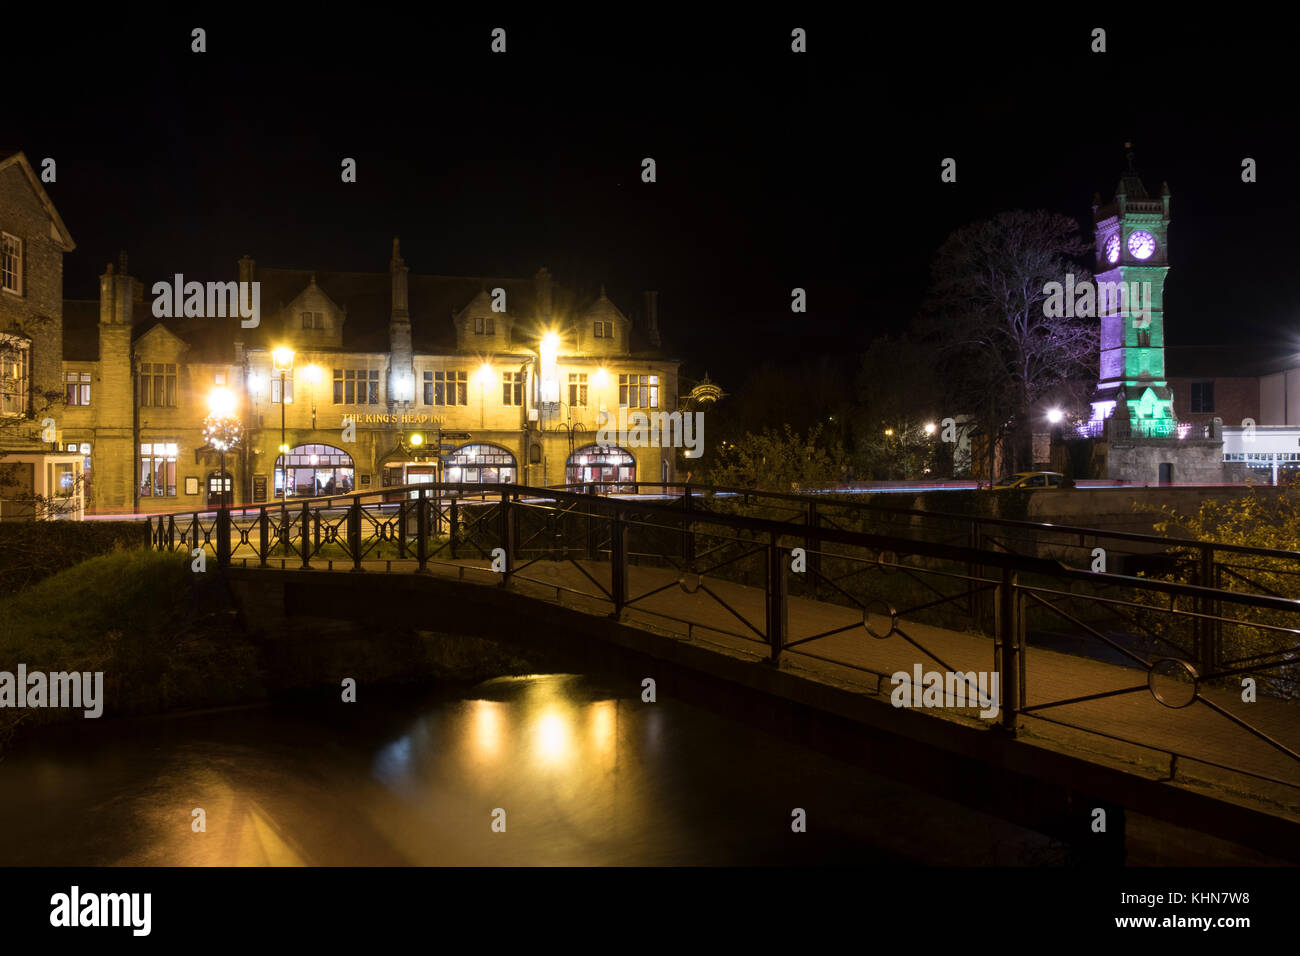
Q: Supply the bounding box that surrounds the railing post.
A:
[1197,545,1216,675]
[258,508,269,567]
[397,498,408,559]
[681,484,695,567]
[449,496,460,560]
[585,497,598,560]
[217,505,231,569]
[805,501,820,599]
[416,488,430,573]
[995,566,1022,734]
[349,495,363,572]
[167,515,176,552]
[500,491,515,585]
[610,508,627,617]
[300,500,311,569]
[766,532,788,664]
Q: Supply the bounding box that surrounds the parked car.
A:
[989,471,1069,489]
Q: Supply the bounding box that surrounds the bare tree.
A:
[920,210,1097,477]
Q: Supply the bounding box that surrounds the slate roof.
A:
[63,264,671,363]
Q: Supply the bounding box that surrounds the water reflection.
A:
[0,673,1061,866]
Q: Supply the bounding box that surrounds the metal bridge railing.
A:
[142,480,1300,803]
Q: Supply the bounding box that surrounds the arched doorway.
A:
[275,443,355,498]
[566,444,635,493]
[444,443,517,486]
[206,470,232,508]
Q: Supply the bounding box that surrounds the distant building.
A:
[0,150,84,518]
[60,241,681,513]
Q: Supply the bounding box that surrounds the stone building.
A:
[0,150,84,518]
[60,239,682,514]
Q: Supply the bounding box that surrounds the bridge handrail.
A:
[140,480,1300,615]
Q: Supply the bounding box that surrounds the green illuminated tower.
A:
[1090,147,1175,434]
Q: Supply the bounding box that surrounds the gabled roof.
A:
[0,150,76,251]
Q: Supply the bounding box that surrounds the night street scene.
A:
[0,10,1293,940]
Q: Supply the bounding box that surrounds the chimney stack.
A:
[643,290,661,349]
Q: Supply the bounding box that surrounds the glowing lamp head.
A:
[1047,408,1065,424]
[304,364,322,385]
[272,346,294,371]
[475,363,494,387]
[592,367,609,388]
[884,428,894,437]
[924,422,937,435]
[208,386,236,417]
[408,432,424,447]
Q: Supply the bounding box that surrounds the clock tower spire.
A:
[1090,144,1175,433]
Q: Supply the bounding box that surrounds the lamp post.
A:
[273,346,294,543]
[305,363,321,430]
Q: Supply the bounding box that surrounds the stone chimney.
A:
[389,237,413,403]
[534,267,553,322]
[643,290,661,349]
[98,262,134,326]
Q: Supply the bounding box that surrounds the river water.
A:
[0,673,1060,865]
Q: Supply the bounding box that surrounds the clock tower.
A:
[1090,147,1175,434]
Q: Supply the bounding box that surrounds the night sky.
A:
[13,12,1300,388]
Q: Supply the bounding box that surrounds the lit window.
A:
[502,371,524,406]
[0,334,31,416]
[1,233,22,295]
[138,363,177,407]
[568,373,588,407]
[64,370,91,406]
[618,373,659,409]
[594,321,612,339]
[140,441,178,497]
[271,375,294,404]
[474,316,496,335]
[429,370,468,406]
[332,368,379,404]
[301,311,323,329]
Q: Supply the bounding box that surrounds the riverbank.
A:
[0,550,539,756]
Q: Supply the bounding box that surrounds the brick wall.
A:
[1168,376,1259,428]
[0,160,65,450]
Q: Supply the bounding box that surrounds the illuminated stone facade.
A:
[59,241,681,514]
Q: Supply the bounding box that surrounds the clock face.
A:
[1128,230,1156,260]
[1104,234,1120,264]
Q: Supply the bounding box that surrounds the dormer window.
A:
[474,316,496,335]
[593,321,612,338]
[301,311,324,329]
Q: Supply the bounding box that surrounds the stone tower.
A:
[1090,146,1175,434]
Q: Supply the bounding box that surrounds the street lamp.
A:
[1047,408,1064,424]
[204,386,243,509]
[272,347,294,500]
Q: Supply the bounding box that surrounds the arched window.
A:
[444,443,517,485]
[275,443,355,498]
[566,444,635,493]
